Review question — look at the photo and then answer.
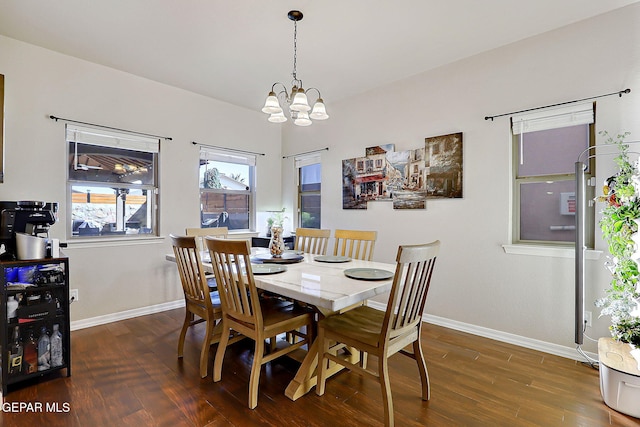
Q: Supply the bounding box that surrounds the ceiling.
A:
[0,1,637,113]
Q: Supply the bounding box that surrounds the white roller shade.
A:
[66,125,159,153]
[295,153,321,168]
[512,102,594,135]
[200,147,256,166]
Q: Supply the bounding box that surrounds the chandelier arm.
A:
[305,87,322,101]
[271,82,289,94]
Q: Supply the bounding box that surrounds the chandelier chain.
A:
[292,19,298,82]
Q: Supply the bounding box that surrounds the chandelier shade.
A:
[262,10,328,126]
[268,111,287,123]
[262,92,282,114]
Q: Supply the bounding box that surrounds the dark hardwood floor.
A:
[2,308,638,426]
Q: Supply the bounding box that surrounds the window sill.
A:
[502,244,602,260]
[65,235,165,249]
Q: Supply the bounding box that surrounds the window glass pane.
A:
[68,142,155,185]
[300,194,321,228]
[300,163,321,191]
[200,192,249,230]
[519,180,575,242]
[517,124,589,177]
[299,163,321,229]
[71,185,154,236]
[199,160,250,190]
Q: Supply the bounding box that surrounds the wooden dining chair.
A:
[206,237,315,409]
[316,240,440,427]
[185,227,228,252]
[294,227,331,255]
[170,234,241,378]
[333,229,377,261]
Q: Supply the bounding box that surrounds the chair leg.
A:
[248,338,264,409]
[200,317,215,378]
[315,327,329,396]
[213,320,230,382]
[413,338,430,401]
[177,309,191,358]
[379,355,394,427]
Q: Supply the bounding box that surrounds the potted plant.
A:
[265,208,287,237]
[597,131,640,347]
[596,131,640,418]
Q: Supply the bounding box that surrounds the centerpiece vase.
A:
[269,226,285,257]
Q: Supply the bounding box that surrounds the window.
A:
[199,148,255,231]
[511,102,595,245]
[296,154,321,229]
[66,125,159,238]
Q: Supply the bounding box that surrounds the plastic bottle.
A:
[37,326,50,371]
[6,295,18,321]
[50,324,63,367]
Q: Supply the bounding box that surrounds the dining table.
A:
[166,248,396,401]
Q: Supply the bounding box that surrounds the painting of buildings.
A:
[425,132,463,198]
[342,134,463,209]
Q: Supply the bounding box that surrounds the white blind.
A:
[66,125,159,153]
[294,153,321,169]
[200,147,256,166]
[511,102,594,135]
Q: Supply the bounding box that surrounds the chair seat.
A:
[319,305,384,348]
[228,299,313,331]
[261,299,314,329]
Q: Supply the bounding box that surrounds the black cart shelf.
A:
[1,257,71,395]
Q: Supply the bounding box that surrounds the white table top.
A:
[166,250,395,311]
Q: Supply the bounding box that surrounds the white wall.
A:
[282,4,640,355]
[0,35,282,322]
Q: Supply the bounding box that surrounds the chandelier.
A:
[262,10,329,126]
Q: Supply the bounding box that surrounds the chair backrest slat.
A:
[206,238,261,328]
[384,241,440,338]
[170,234,212,309]
[294,228,331,255]
[186,227,229,252]
[333,229,377,261]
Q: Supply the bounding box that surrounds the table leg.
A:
[284,337,361,401]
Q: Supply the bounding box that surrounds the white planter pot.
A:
[598,338,640,419]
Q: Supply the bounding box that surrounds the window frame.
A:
[510,103,596,247]
[296,153,322,229]
[65,124,160,240]
[199,148,256,232]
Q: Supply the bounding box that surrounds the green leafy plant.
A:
[596,131,640,346]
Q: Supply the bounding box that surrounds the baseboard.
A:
[70,299,185,331]
[72,299,598,362]
[367,301,597,362]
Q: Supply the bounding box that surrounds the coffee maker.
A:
[0,201,58,260]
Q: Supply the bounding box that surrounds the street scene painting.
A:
[342,133,463,210]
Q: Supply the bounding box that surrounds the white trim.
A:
[70,297,598,362]
[502,244,602,260]
[70,299,184,331]
[367,301,598,362]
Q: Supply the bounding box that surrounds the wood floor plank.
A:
[1,309,639,426]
